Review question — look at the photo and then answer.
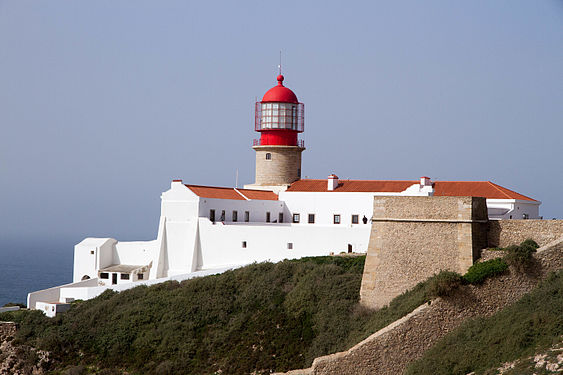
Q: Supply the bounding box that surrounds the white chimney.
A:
[171,179,183,188]
[328,174,339,191]
[420,176,432,187]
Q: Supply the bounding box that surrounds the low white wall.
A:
[27,278,99,309]
[114,240,158,267]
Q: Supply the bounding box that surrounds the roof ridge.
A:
[487,181,537,201]
[487,181,515,200]
[233,188,250,201]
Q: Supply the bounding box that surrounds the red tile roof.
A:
[286,179,537,201]
[185,185,278,201]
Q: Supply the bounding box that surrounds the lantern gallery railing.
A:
[253,139,305,147]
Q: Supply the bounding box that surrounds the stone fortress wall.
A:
[360,196,488,309]
[488,219,563,248]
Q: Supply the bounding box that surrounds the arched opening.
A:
[265,153,272,160]
[81,275,91,281]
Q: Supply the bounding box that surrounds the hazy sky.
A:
[1,1,562,245]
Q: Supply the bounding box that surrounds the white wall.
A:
[197,218,371,269]
[27,278,99,308]
[73,238,116,283]
[487,199,541,220]
[199,197,287,223]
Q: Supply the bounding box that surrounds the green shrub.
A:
[429,271,463,297]
[504,240,538,270]
[463,258,508,285]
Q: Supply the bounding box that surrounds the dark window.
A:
[334,214,341,224]
[287,243,293,250]
[90,250,94,255]
[279,213,284,223]
[266,212,271,223]
[112,273,118,285]
[120,273,130,280]
[244,211,250,222]
[210,209,216,222]
[100,273,109,279]
[351,215,359,224]
[242,241,247,248]
[220,210,225,221]
[362,216,368,224]
[308,214,315,224]
[265,153,272,160]
[293,213,300,223]
[137,273,144,280]
[232,210,238,222]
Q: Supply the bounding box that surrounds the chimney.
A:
[171,179,183,188]
[328,174,339,191]
[420,176,432,187]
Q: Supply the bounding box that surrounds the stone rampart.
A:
[360,196,488,309]
[488,219,563,248]
[304,237,563,375]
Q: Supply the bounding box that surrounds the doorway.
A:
[112,273,118,285]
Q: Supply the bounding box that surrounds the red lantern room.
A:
[254,75,304,147]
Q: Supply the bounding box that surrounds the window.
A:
[244,211,250,222]
[266,212,271,223]
[333,214,341,224]
[351,215,359,224]
[279,213,284,223]
[287,243,293,250]
[292,213,300,223]
[298,168,301,178]
[90,250,94,255]
[232,210,238,222]
[121,273,130,280]
[100,273,109,279]
[362,216,368,224]
[265,153,272,160]
[308,214,315,224]
[210,209,216,222]
[242,241,247,248]
[137,273,144,280]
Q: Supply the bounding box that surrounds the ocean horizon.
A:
[0,239,74,307]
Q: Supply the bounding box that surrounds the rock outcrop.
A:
[0,321,50,375]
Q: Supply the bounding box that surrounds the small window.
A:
[293,213,300,223]
[287,243,293,250]
[120,273,130,280]
[100,273,109,279]
[90,250,94,255]
[210,209,216,222]
[308,214,315,224]
[265,153,272,160]
[333,214,341,224]
[220,210,225,221]
[137,273,144,280]
[242,241,247,248]
[266,212,271,223]
[351,215,359,224]
[279,213,284,223]
[244,211,250,222]
[232,210,238,222]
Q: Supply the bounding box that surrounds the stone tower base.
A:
[252,145,305,186]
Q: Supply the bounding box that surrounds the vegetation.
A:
[0,255,437,375]
[428,271,463,297]
[462,258,509,285]
[504,239,539,270]
[405,270,563,375]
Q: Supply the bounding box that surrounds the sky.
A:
[0,0,562,246]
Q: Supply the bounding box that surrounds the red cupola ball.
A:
[261,74,299,103]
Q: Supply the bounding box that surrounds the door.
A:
[112,273,118,285]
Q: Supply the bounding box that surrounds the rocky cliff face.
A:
[0,322,50,375]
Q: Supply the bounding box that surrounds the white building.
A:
[27,73,541,313]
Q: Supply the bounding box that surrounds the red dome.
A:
[261,75,299,103]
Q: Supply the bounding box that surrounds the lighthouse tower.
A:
[245,74,305,192]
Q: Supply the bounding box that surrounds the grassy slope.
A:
[0,256,435,375]
[405,270,563,375]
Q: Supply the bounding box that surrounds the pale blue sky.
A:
[1,1,562,244]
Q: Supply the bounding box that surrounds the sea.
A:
[0,239,73,307]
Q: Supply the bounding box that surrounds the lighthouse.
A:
[246,74,305,192]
